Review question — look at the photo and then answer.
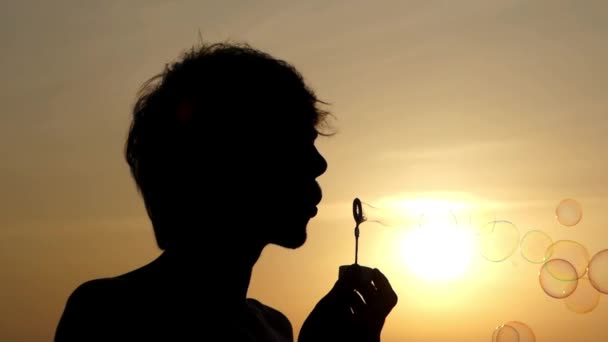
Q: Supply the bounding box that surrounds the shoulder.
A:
[247,298,293,342]
[55,278,126,341]
[65,277,126,309]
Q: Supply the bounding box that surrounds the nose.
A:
[314,147,327,177]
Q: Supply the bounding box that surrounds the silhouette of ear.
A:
[176,100,193,123]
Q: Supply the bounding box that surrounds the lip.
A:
[310,206,318,217]
[313,183,322,205]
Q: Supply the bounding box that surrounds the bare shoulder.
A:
[65,277,126,310]
[247,298,293,342]
[74,277,121,297]
[55,278,125,341]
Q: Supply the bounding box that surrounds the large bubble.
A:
[555,198,582,227]
[564,277,601,314]
[544,240,590,280]
[520,230,553,264]
[492,324,520,342]
[479,220,520,262]
[588,249,608,294]
[539,259,578,299]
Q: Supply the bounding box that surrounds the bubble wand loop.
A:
[352,198,364,265]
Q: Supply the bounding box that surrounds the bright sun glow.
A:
[399,223,476,281]
[382,196,478,282]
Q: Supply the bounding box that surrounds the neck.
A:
[158,237,267,309]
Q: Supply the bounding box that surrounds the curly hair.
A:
[124,41,333,250]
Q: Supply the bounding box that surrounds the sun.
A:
[395,200,477,282]
[367,194,479,282]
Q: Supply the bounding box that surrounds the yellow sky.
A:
[2,1,608,341]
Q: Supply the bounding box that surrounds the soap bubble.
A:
[492,324,520,342]
[504,321,535,342]
[564,277,601,314]
[544,240,590,280]
[479,220,520,262]
[588,249,608,294]
[520,230,553,264]
[539,259,578,299]
[360,202,409,228]
[466,209,497,234]
[555,198,582,227]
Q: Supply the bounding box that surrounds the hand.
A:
[298,265,398,342]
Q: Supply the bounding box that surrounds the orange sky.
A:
[2,1,608,341]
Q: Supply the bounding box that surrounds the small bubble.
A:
[479,220,519,262]
[588,249,608,294]
[539,259,578,299]
[505,321,535,342]
[520,230,553,264]
[492,324,520,342]
[564,278,601,314]
[544,240,590,280]
[555,198,582,227]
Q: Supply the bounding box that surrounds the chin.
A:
[272,232,307,249]
[270,221,309,249]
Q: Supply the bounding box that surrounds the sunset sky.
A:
[2,1,608,341]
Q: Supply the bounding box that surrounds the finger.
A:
[355,278,378,305]
[333,266,363,296]
[371,268,398,314]
[349,289,367,315]
[334,296,357,323]
[328,277,361,308]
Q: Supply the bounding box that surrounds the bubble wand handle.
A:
[353,198,364,265]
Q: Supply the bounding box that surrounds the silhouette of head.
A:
[125,41,332,252]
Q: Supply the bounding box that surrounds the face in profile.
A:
[247,109,328,249]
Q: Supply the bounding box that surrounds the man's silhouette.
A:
[55,41,397,341]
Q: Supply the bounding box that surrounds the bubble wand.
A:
[339,197,373,282]
[352,197,364,265]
